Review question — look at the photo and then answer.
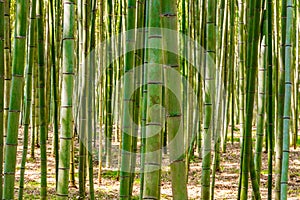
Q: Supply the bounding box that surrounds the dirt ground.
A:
[14,128,300,199]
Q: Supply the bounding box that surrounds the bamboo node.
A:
[8,109,21,113]
[4,172,15,175]
[160,13,177,18]
[56,193,69,197]
[148,35,162,39]
[15,36,26,39]
[12,74,23,78]
[59,137,73,140]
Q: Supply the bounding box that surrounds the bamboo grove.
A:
[0,0,299,199]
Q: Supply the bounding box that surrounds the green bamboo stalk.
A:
[31,53,37,159]
[229,0,236,145]
[161,0,188,199]
[219,0,229,153]
[116,0,124,181]
[111,0,118,147]
[36,0,48,197]
[129,0,145,195]
[240,0,263,198]
[35,27,40,150]
[292,31,297,149]
[76,0,82,127]
[78,88,87,198]
[112,0,118,145]
[249,147,262,200]
[196,0,204,157]
[88,0,96,198]
[180,0,187,160]
[266,0,273,198]
[3,0,11,140]
[45,5,51,142]
[43,0,48,137]
[55,0,62,123]
[0,0,4,197]
[186,0,194,169]
[105,0,113,169]
[193,0,201,160]
[140,0,149,197]
[77,0,86,197]
[117,2,122,141]
[239,1,254,198]
[223,16,232,152]
[75,0,81,103]
[275,0,287,197]
[49,0,59,185]
[238,0,245,148]
[201,0,216,198]
[78,0,90,196]
[254,13,267,186]
[280,0,293,198]
[211,1,228,196]
[97,0,104,185]
[142,0,163,199]
[69,129,76,188]
[109,0,116,146]
[2,0,28,198]
[18,0,37,198]
[119,0,136,198]
[56,0,75,198]
[185,0,196,177]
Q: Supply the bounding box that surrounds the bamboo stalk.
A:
[2,0,28,198]
[119,0,137,198]
[0,0,4,197]
[161,0,188,198]
[280,0,293,198]
[18,0,37,198]
[56,0,75,198]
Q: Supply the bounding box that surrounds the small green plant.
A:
[102,170,119,180]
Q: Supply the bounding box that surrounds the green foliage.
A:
[102,170,119,180]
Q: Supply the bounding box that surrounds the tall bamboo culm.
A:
[275,0,287,197]
[18,0,37,198]
[0,0,4,197]
[239,0,263,198]
[36,0,48,197]
[201,0,216,198]
[3,0,11,142]
[49,0,59,184]
[56,0,75,198]
[2,0,28,198]
[280,0,293,199]
[105,0,113,169]
[161,0,188,198]
[119,0,136,198]
[266,0,274,198]
[142,0,163,199]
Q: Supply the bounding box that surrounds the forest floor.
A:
[14,127,300,199]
